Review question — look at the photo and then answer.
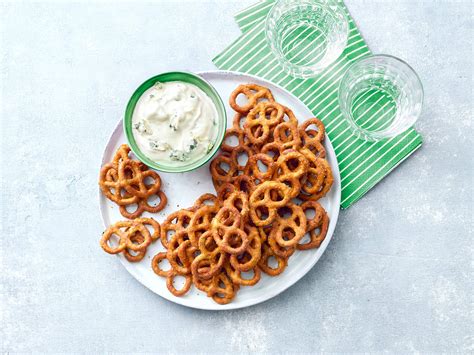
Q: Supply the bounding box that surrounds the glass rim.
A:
[264,0,349,78]
[338,54,424,141]
[123,71,227,173]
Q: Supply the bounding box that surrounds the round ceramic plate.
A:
[99,70,341,310]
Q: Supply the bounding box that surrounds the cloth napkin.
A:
[212,0,423,209]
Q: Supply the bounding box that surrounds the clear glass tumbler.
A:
[265,0,349,78]
[338,55,423,141]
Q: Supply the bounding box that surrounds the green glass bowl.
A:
[124,72,227,173]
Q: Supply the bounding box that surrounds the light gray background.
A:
[1,0,472,353]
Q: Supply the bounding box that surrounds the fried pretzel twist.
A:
[99,144,167,219]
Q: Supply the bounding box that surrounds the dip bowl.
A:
[124,71,227,173]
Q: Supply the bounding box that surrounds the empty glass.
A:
[265,0,349,78]
[338,55,423,141]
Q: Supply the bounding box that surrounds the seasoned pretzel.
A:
[244,102,284,145]
[299,118,325,143]
[298,203,329,250]
[118,160,162,199]
[244,153,276,182]
[229,227,261,272]
[270,203,307,248]
[194,193,219,208]
[298,157,333,201]
[229,83,275,114]
[123,231,147,262]
[258,244,288,276]
[210,152,239,188]
[112,144,132,165]
[99,144,167,218]
[188,204,219,246]
[160,209,194,248]
[225,261,261,287]
[273,121,301,151]
[100,220,151,254]
[207,272,238,304]
[119,189,167,219]
[166,271,192,297]
[191,231,226,280]
[223,191,250,221]
[233,175,256,195]
[280,105,299,126]
[151,252,172,277]
[166,233,195,275]
[267,229,296,258]
[249,181,291,226]
[303,134,326,158]
[99,163,139,205]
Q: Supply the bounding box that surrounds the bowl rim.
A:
[123,71,227,173]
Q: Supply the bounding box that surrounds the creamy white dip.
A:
[132,81,218,165]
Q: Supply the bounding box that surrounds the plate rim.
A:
[98,69,341,310]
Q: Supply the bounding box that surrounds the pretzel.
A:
[123,231,147,262]
[273,121,301,151]
[221,126,246,154]
[299,118,325,143]
[216,182,238,202]
[244,102,284,145]
[211,206,250,254]
[100,220,151,254]
[303,134,326,158]
[188,204,219,247]
[99,163,139,205]
[207,272,238,305]
[133,217,160,240]
[112,144,132,165]
[160,209,194,248]
[273,149,309,181]
[233,175,256,195]
[244,153,276,183]
[99,144,167,218]
[270,203,307,248]
[229,84,275,114]
[118,160,162,199]
[249,181,291,226]
[272,150,310,198]
[260,140,280,158]
[297,202,329,250]
[258,244,288,276]
[298,157,333,201]
[229,226,261,271]
[210,153,238,188]
[166,271,192,297]
[223,191,250,221]
[119,188,167,219]
[191,231,227,280]
[225,261,261,286]
[267,229,296,258]
[166,232,195,275]
[151,252,172,277]
[193,193,219,209]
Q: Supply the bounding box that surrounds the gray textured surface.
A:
[1,0,472,353]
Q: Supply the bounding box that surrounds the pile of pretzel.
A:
[151,84,333,304]
[99,145,167,219]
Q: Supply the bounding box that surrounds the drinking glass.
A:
[338,55,423,141]
[265,0,349,78]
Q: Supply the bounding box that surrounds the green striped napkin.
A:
[213,0,423,209]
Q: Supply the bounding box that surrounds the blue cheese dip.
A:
[132,81,218,165]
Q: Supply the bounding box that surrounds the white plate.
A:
[99,70,341,310]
